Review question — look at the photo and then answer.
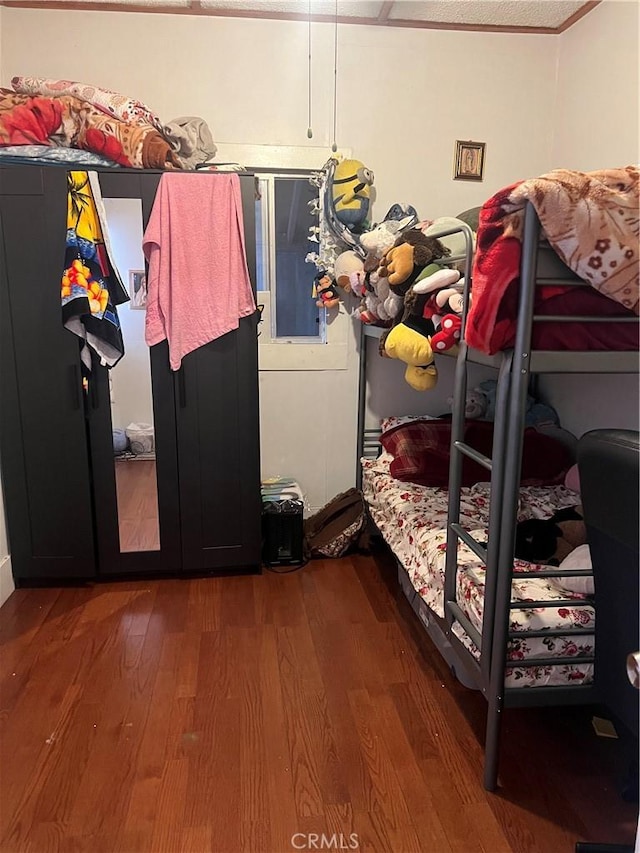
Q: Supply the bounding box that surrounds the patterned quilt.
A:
[362,453,595,688]
[0,89,180,169]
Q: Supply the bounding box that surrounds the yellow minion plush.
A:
[331,159,374,230]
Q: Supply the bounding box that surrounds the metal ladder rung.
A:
[513,569,593,578]
[505,655,595,668]
[450,523,488,563]
[509,599,591,609]
[447,601,482,649]
[453,440,492,471]
[508,628,594,639]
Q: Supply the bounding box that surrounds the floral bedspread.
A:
[363,453,595,688]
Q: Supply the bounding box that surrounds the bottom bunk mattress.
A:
[362,453,595,688]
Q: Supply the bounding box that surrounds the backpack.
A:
[303,488,367,558]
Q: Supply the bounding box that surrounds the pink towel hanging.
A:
[143,172,256,370]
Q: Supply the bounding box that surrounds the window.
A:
[255,173,325,343]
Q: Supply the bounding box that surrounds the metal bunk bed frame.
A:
[356,203,639,791]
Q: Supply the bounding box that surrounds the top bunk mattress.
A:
[465,167,639,355]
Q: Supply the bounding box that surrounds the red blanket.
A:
[466,168,639,354]
[0,89,180,169]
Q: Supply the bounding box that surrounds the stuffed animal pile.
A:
[308,155,478,391]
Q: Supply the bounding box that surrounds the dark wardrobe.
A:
[0,166,262,583]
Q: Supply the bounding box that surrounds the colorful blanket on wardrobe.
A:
[62,171,129,373]
[466,166,640,354]
[11,76,166,131]
[0,89,181,169]
[9,77,216,168]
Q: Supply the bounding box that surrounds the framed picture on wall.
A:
[129,270,147,310]
[453,140,486,181]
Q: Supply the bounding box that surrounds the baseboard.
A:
[0,556,15,608]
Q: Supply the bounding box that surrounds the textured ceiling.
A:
[0,0,600,32]
[390,1,588,27]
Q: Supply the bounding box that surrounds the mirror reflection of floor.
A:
[115,458,160,552]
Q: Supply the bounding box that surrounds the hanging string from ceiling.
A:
[331,0,338,152]
[307,0,313,138]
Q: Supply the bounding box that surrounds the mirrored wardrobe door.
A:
[87,175,181,575]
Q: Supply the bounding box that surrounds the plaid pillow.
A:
[381,419,492,487]
[380,419,570,488]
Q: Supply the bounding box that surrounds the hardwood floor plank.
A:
[185,578,221,633]
[306,618,376,812]
[115,459,160,553]
[0,550,636,852]
[149,759,188,852]
[117,776,162,853]
[307,558,378,626]
[346,688,414,828]
[180,825,212,853]
[253,570,306,628]
[0,684,83,852]
[259,624,299,852]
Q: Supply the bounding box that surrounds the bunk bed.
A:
[356,201,639,791]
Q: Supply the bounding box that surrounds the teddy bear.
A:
[446,388,489,420]
[475,379,559,427]
[515,505,587,566]
[378,230,451,298]
[333,250,366,295]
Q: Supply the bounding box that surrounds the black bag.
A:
[303,488,367,558]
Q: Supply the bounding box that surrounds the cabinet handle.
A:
[69,364,81,410]
[178,368,187,408]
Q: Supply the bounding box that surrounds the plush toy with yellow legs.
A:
[383,315,438,391]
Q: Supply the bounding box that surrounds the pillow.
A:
[455,206,481,233]
[380,419,572,488]
[380,414,437,434]
[381,419,494,488]
[555,544,594,595]
[564,463,581,494]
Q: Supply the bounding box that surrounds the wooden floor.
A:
[0,548,637,853]
[115,459,160,553]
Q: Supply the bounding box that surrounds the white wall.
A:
[0,7,560,510]
[538,0,640,438]
[551,0,639,171]
[102,198,155,432]
[0,8,629,507]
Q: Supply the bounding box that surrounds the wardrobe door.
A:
[0,167,96,582]
[84,171,182,575]
[176,176,261,572]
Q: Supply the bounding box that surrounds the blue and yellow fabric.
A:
[61,170,129,374]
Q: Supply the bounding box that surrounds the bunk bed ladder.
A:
[445,202,542,791]
[483,204,542,790]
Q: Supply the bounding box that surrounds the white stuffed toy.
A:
[359,214,414,259]
[334,251,365,294]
